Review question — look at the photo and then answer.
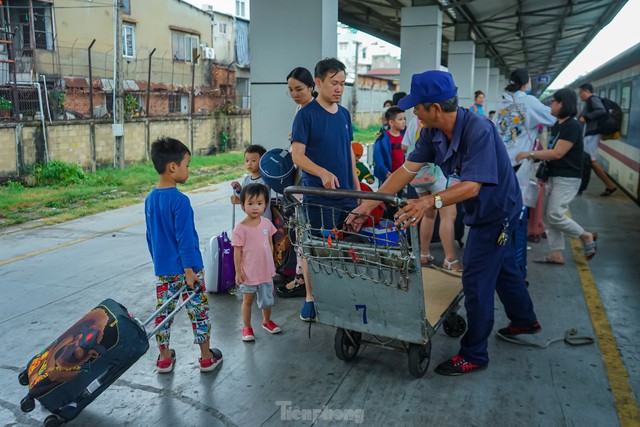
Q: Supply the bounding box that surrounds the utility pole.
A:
[113,0,125,169]
[351,41,360,119]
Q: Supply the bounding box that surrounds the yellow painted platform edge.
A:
[570,237,640,426]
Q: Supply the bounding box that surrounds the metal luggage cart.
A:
[284,186,467,378]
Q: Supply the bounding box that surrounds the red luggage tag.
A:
[348,249,361,263]
[327,228,343,248]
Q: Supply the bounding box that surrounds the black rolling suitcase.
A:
[18,285,219,427]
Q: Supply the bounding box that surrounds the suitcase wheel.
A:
[44,415,63,427]
[18,369,29,386]
[20,395,35,413]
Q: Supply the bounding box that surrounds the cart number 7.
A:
[355,304,368,324]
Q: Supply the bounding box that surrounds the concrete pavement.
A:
[1,180,637,426]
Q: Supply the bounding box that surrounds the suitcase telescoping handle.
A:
[283,185,407,207]
[141,283,203,340]
[231,181,239,229]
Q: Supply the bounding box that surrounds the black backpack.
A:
[595,97,622,135]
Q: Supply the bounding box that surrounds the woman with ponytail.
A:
[494,69,555,168]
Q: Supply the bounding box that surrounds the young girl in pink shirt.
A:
[232,183,282,341]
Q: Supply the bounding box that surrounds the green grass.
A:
[353,124,382,146]
[0,153,245,228]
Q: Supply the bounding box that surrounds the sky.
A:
[184,0,639,89]
[546,0,640,89]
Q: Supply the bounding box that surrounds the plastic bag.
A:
[516,158,540,208]
[409,163,443,192]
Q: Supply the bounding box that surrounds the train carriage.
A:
[569,43,640,202]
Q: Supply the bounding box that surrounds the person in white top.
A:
[402,115,462,273]
[494,69,556,168]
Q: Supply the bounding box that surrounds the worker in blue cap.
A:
[347,70,540,376]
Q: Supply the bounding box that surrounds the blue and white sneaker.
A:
[300,301,317,322]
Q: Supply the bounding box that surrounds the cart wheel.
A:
[44,414,62,427]
[18,369,29,386]
[334,328,361,362]
[20,395,35,413]
[443,313,467,337]
[407,342,431,378]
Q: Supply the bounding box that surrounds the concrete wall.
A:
[46,124,92,166]
[0,126,16,174]
[0,115,250,176]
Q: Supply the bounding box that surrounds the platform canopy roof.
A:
[338,0,627,94]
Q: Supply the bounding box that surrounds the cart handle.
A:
[283,186,406,207]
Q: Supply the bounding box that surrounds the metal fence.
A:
[341,85,395,128]
[36,45,209,87]
[0,45,250,122]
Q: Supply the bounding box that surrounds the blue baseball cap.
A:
[397,70,458,110]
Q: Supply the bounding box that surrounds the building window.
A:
[122,0,131,15]
[620,83,631,138]
[171,32,199,62]
[216,22,227,35]
[169,94,181,113]
[21,1,54,50]
[123,24,135,58]
[236,0,246,17]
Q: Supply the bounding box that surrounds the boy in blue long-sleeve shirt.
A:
[145,136,221,374]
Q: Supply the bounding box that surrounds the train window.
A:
[620,114,629,139]
[620,85,631,109]
[609,87,617,102]
[599,89,606,99]
[620,84,631,138]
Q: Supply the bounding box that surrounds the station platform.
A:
[0,177,638,426]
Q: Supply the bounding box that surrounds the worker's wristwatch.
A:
[433,193,443,209]
[529,151,535,160]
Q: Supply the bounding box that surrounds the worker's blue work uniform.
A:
[407,108,538,365]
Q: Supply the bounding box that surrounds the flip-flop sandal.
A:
[533,256,565,265]
[584,232,598,260]
[600,187,617,197]
[420,253,435,265]
[442,258,464,273]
